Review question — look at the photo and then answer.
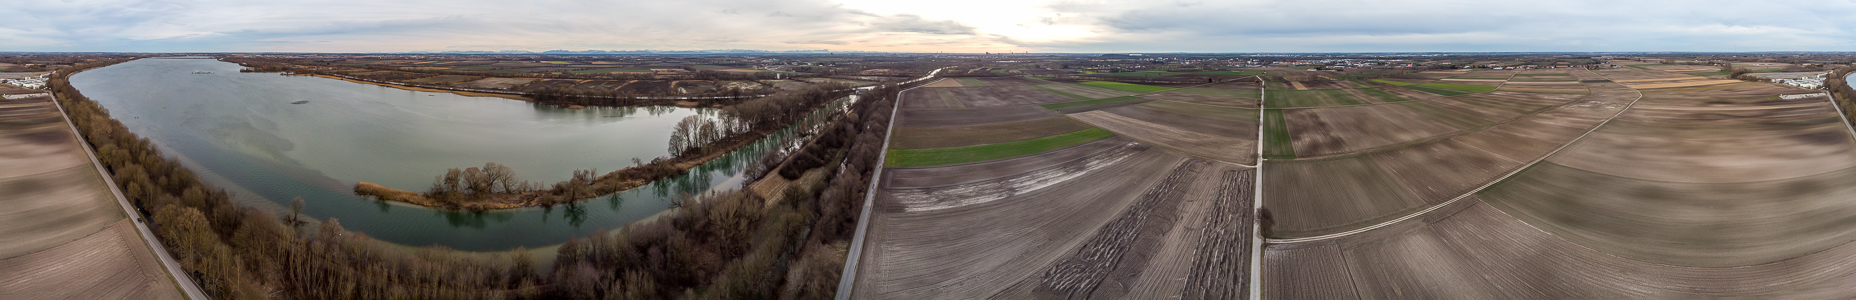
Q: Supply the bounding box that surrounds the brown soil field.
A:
[1544,82,1855,182]
[1261,154,1426,237]
[1281,104,1467,157]
[884,137,1139,188]
[922,79,964,88]
[1270,197,1856,298]
[1597,70,1696,81]
[1431,91,1585,121]
[1070,110,1256,164]
[1498,86,1590,94]
[1140,91,1258,107]
[852,149,1181,298]
[0,90,181,299]
[403,75,483,85]
[978,77,1045,86]
[937,86,1077,107]
[889,117,1092,149]
[1484,162,1856,267]
[1135,100,1259,121]
[456,77,539,89]
[1337,88,1386,104]
[0,166,125,259]
[1451,70,1517,79]
[1624,79,1742,89]
[1508,76,1579,82]
[1372,138,1526,201]
[897,105,1060,127]
[854,148,1254,299]
[0,220,181,299]
[1036,83,1137,99]
[900,88,964,109]
[1313,79,1369,89]
[517,79,579,92]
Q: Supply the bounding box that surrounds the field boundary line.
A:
[1249,75,1265,300]
[1267,68,1644,244]
[49,90,209,300]
[836,69,942,300]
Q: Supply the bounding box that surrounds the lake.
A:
[71,58,811,251]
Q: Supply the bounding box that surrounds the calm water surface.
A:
[72,58,804,250]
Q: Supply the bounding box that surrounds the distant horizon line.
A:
[7,50,1856,55]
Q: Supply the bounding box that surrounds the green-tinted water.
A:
[71,58,820,251]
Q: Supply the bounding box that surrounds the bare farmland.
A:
[0,90,180,299]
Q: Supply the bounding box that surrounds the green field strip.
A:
[1751,68,1784,73]
[884,128,1115,167]
[1354,88,1411,102]
[1626,65,1653,70]
[956,77,991,86]
[1371,79,1417,86]
[1512,73,1571,77]
[1265,89,1370,108]
[1262,109,1296,159]
[1042,96,1146,110]
[1685,71,1731,76]
[1170,87,1262,98]
[1393,101,1495,130]
[1405,85,1472,96]
[1031,85,1095,100]
[1081,81,1175,93]
[1137,100,1260,121]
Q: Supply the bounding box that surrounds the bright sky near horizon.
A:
[2,0,1853,53]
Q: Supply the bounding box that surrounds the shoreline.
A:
[307,74,535,101]
[354,108,818,210]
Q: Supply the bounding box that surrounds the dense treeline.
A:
[388,84,859,210]
[548,82,914,299]
[1827,66,1855,120]
[51,59,544,298]
[60,56,931,298]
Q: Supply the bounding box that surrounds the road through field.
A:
[48,90,207,299]
[1266,68,1641,243]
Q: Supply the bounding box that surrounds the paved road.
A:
[49,91,209,300]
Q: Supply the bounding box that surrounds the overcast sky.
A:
[3,0,1853,53]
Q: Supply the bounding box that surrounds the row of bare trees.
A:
[52,59,546,298]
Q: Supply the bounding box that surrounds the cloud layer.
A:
[2,0,1852,52]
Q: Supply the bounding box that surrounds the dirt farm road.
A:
[1264,70,1645,244]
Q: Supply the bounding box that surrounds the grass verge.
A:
[885,128,1115,167]
[1262,109,1296,159]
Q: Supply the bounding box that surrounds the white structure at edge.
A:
[1,73,49,90]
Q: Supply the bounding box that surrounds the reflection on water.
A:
[70,58,843,251]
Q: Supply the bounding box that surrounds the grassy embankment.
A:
[885,128,1115,167]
